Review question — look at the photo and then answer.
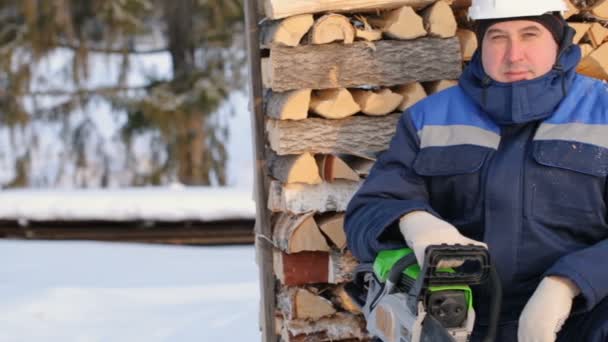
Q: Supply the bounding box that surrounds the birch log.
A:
[264,38,462,91]
[265,89,311,120]
[277,287,336,320]
[266,113,400,156]
[268,180,362,214]
[281,312,369,342]
[268,151,322,184]
[264,0,438,20]
[273,249,358,285]
[273,212,330,253]
[260,14,314,48]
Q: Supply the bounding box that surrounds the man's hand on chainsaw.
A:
[518,276,580,342]
[398,211,487,269]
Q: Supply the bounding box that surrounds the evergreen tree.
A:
[0,0,245,187]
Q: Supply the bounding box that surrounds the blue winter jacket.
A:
[345,41,608,324]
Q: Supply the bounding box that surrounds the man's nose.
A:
[506,40,525,63]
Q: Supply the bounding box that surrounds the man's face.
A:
[481,20,559,83]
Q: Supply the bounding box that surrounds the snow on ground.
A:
[0,240,261,342]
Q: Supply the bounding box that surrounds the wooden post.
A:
[244,0,277,341]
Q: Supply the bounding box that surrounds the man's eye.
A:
[490,35,506,41]
[523,33,538,38]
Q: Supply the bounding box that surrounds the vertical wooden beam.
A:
[245,0,277,341]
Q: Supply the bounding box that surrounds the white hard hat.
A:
[468,0,568,20]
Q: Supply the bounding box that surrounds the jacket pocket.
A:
[413,145,490,176]
[529,141,607,230]
[412,145,492,239]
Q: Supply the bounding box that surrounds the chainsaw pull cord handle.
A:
[482,266,502,342]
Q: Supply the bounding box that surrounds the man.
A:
[344,0,608,341]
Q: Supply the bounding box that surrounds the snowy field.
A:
[0,240,261,341]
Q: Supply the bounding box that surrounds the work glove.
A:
[518,276,580,342]
[398,211,487,268]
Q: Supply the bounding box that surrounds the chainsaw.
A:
[345,244,501,342]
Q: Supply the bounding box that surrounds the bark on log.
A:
[277,287,337,320]
[260,14,314,48]
[268,179,362,214]
[266,113,400,156]
[268,151,322,184]
[265,89,311,120]
[273,212,330,253]
[273,249,358,285]
[264,38,462,91]
[280,312,369,342]
[264,0,437,20]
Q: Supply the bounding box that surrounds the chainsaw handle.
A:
[422,244,491,286]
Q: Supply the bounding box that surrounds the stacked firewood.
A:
[565,0,608,79]
[258,0,467,341]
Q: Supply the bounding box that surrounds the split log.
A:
[422,0,458,38]
[277,287,336,320]
[273,249,358,285]
[457,28,477,61]
[263,0,437,20]
[570,23,592,44]
[266,113,400,156]
[355,27,383,41]
[368,6,427,40]
[395,82,428,111]
[309,14,355,45]
[266,89,311,120]
[309,89,360,119]
[316,155,360,182]
[591,0,608,20]
[316,213,347,249]
[331,284,362,314]
[268,180,362,214]
[577,42,608,79]
[264,38,462,91]
[425,79,458,94]
[350,88,403,116]
[273,212,330,253]
[261,14,314,48]
[588,22,608,48]
[338,154,376,177]
[281,312,369,342]
[268,151,322,184]
[580,43,594,57]
[564,0,580,19]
